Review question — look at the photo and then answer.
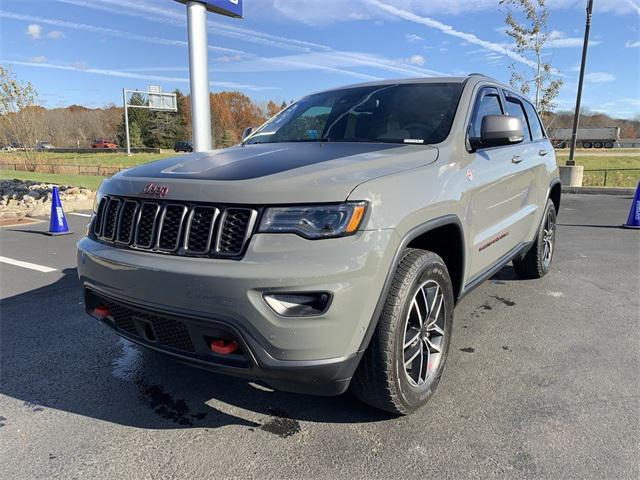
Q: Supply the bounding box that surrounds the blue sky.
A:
[1,0,639,118]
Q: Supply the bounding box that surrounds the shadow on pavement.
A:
[0,268,394,432]
[557,223,626,229]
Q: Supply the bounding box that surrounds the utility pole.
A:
[567,0,594,166]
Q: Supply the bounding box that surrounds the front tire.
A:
[351,249,454,415]
[513,199,557,279]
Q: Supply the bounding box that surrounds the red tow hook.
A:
[93,305,111,319]
[210,339,239,355]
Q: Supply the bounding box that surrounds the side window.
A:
[523,101,545,141]
[469,88,503,139]
[504,96,532,141]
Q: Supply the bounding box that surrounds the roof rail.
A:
[467,72,489,78]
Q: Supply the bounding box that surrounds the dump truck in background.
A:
[550,127,621,148]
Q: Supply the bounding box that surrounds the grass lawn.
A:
[0,170,104,190]
[0,151,177,167]
[555,151,640,187]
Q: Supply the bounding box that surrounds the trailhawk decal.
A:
[479,231,510,252]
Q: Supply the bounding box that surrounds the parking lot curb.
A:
[561,186,636,195]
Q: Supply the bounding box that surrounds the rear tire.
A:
[513,199,557,279]
[351,249,454,415]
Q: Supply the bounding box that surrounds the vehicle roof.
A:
[308,74,509,97]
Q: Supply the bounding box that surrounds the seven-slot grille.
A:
[93,196,257,258]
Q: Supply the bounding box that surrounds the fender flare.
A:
[547,177,562,211]
[356,214,465,354]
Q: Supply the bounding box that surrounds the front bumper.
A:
[77,229,398,395]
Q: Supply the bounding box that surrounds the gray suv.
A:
[77,74,560,414]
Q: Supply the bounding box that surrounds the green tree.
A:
[218,129,237,148]
[128,121,144,148]
[500,0,563,120]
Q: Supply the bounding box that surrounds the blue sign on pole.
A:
[174,0,242,18]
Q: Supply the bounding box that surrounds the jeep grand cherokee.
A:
[77,74,560,414]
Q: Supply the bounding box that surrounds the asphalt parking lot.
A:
[1,194,638,480]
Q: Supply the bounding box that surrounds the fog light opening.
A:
[263,292,332,317]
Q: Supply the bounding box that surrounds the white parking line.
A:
[70,212,92,218]
[0,256,56,273]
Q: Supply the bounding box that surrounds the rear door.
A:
[501,92,548,246]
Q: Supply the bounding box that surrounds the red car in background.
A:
[92,139,118,149]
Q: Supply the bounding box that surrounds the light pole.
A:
[567,0,594,167]
[175,0,243,152]
[186,1,213,152]
[123,88,131,156]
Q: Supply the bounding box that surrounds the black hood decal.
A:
[123,142,407,181]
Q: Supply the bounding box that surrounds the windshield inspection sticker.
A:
[403,138,424,144]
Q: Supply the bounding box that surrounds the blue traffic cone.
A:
[622,181,640,229]
[46,186,73,235]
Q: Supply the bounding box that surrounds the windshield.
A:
[246,82,463,146]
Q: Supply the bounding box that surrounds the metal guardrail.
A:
[583,168,640,187]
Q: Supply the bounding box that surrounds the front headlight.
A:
[258,202,367,239]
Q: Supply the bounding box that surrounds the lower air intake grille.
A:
[93,196,257,259]
[106,301,195,353]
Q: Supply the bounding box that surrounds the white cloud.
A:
[0,11,244,55]
[405,33,423,42]
[1,59,279,91]
[53,0,448,78]
[625,40,640,47]
[262,0,640,23]
[547,30,601,48]
[408,54,425,66]
[366,0,539,70]
[348,12,369,20]
[29,56,47,63]
[585,72,616,83]
[626,0,640,15]
[47,30,65,39]
[25,23,41,39]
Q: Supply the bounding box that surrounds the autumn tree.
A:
[209,91,266,148]
[500,0,563,121]
[266,100,281,118]
[0,65,45,170]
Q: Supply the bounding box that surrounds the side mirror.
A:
[241,127,254,141]
[470,115,524,149]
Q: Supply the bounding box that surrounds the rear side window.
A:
[469,88,503,139]
[505,96,531,141]
[523,101,545,140]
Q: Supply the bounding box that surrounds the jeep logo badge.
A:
[143,183,169,197]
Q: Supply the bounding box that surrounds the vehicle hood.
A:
[104,142,438,204]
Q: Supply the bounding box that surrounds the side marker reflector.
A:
[345,204,366,233]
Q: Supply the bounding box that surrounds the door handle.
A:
[511,155,523,164]
[539,149,548,156]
